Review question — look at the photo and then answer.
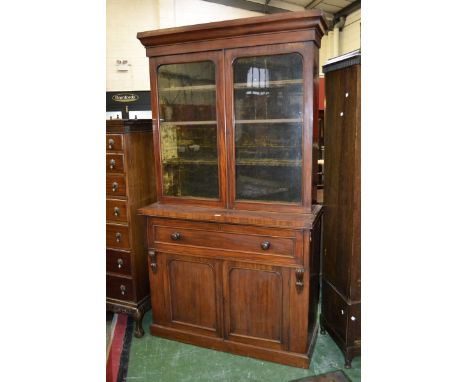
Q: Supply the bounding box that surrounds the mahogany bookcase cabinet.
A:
[137,11,327,368]
[321,51,361,367]
[106,119,156,337]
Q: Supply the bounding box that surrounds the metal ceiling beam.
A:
[333,0,360,23]
[202,0,289,14]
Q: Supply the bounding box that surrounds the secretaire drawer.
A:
[106,199,128,223]
[106,134,123,152]
[106,174,127,197]
[106,274,134,301]
[106,223,130,250]
[106,249,132,275]
[106,153,125,173]
[150,220,297,258]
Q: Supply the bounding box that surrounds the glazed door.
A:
[222,261,291,350]
[151,252,224,338]
[150,51,227,207]
[225,43,314,212]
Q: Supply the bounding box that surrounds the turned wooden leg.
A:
[133,309,145,338]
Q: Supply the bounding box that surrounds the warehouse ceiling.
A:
[202,0,360,27]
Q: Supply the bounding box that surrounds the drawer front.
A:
[106,134,123,152]
[107,274,134,301]
[154,225,294,257]
[106,223,130,250]
[106,249,132,275]
[106,174,127,197]
[106,199,128,223]
[106,153,125,173]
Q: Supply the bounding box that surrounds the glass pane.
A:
[233,53,303,203]
[157,61,219,198]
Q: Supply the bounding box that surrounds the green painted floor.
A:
[125,312,361,382]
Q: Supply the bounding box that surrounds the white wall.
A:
[106,1,361,90]
[107,0,260,91]
[319,9,361,75]
[106,0,159,91]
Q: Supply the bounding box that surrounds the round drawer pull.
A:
[115,232,122,243]
[112,182,118,192]
[171,232,181,241]
[117,258,123,268]
[114,207,120,216]
[120,285,126,295]
[260,241,271,250]
[109,159,116,169]
[108,139,115,149]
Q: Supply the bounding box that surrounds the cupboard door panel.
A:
[162,253,223,337]
[151,51,227,207]
[223,261,290,350]
[225,43,314,212]
[226,44,312,210]
[233,54,303,204]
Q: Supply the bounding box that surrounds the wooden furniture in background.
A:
[321,50,361,367]
[137,10,327,368]
[106,119,156,337]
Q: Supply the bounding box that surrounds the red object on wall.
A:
[319,77,325,110]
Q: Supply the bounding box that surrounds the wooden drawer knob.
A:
[171,232,181,241]
[260,241,271,250]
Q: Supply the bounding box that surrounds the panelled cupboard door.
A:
[153,252,224,338]
[150,51,227,208]
[222,261,290,350]
[225,43,315,213]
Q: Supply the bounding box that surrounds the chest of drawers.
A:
[106,119,156,337]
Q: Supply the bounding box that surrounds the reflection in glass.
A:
[233,53,303,203]
[157,61,219,198]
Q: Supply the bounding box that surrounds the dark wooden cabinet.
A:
[137,11,327,368]
[106,119,156,337]
[320,50,361,367]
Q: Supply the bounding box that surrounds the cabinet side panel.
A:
[322,67,355,297]
[308,217,321,330]
[311,44,320,204]
[125,130,156,301]
[350,64,361,302]
[288,232,309,353]
[149,252,167,324]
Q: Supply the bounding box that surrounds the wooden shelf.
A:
[161,119,300,126]
[237,159,301,166]
[238,144,300,148]
[236,118,302,124]
[160,121,217,126]
[159,84,216,92]
[162,158,301,167]
[234,79,303,89]
[163,158,218,165]
[158,79,302,92]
